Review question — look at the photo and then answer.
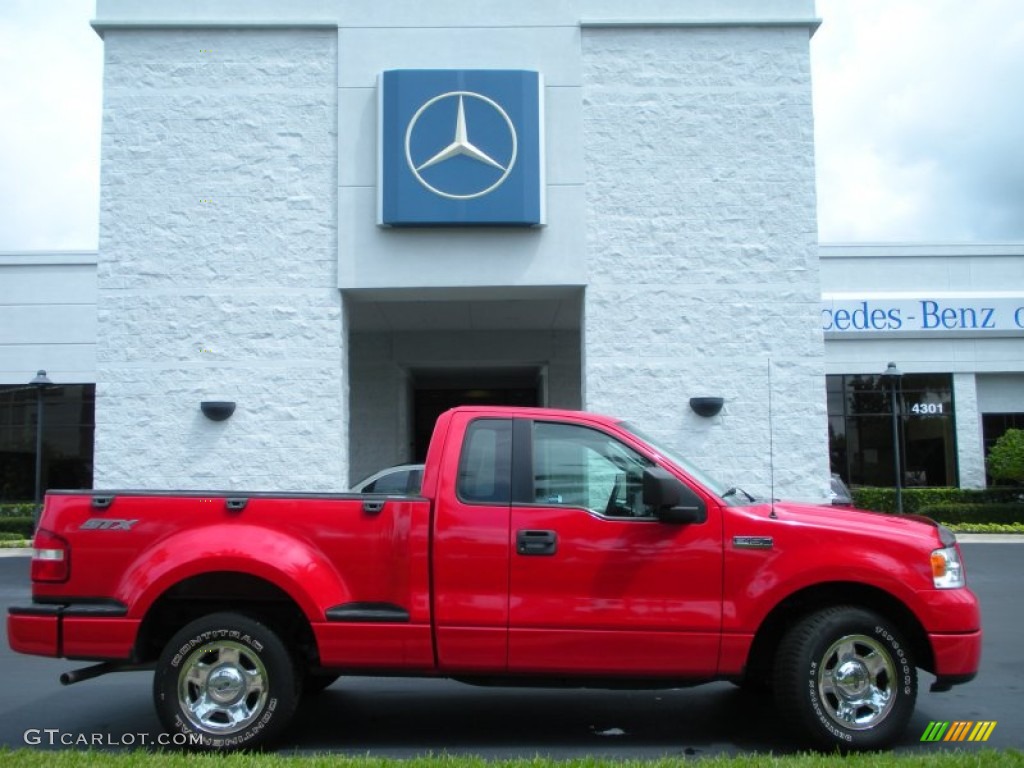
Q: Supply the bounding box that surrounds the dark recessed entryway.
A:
[411,368,542,461]
[343,287,583,485]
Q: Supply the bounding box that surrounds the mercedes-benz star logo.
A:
[404,91,518,200]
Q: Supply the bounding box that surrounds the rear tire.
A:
[153,612,300,750]
[774,606,917,750]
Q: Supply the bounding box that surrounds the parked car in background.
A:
[829,473,853,506]
[351,463,424,495]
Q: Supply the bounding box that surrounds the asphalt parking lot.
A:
[0,541,1021,756]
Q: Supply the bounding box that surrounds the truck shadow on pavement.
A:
[286,677,972,756]
[285,679,803,756]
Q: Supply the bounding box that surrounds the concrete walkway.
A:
[953,533,1024,543]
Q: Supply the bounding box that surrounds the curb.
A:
[954,533,1024,543]
[0,548,32,558]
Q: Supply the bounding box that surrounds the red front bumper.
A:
[929,628,983,685]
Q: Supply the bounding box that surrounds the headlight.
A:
[931,546,965,589]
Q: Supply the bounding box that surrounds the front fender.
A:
[725,544,931,633]
[115,523,350,621]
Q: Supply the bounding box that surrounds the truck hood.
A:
[751,500,951,548]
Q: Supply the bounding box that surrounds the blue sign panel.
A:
[379,69,544,227]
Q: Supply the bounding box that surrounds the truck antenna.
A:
[767,357,777,519]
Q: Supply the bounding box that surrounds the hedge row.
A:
[916,503,1024,525]
[0,503,35,518]
[851,486,1024,514]
[0,517,33,537]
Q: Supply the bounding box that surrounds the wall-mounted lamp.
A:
[689,397,724,418]
[200,401,236,421]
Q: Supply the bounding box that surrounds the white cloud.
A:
[0,0,101,250]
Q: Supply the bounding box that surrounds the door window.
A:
[532,422,654,518]
[457,419,512,504]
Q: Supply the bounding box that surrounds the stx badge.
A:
[80,518,138,531]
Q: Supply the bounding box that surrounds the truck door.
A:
[431,416,512,672]
[508,419,723,676]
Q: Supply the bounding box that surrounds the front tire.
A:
[774,606,917,750]
[154,612,300,750]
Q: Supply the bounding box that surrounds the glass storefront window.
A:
[0,384,95,502]
[827,373,957,488]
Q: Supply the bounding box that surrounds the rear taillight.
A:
[31,528,70,583]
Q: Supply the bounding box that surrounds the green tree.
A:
[987,428,1024,483]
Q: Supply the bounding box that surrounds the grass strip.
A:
[0,750,1022,768]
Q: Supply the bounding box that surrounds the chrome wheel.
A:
[816,633,896,730]
[775,606,916,750]
[178,640,268,734]
[156,612,300,750]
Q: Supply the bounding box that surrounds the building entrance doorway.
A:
[411,368,542,461]
[343,287,583,485]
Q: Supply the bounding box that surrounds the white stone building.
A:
[5,1,1019,502]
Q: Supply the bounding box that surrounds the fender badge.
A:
[733,535,773,549]
[79,518,138,531]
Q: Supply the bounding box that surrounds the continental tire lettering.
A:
[876,625,914,694]
[807,660,852,742]
[171,629,266,668]
[170,705,276,747]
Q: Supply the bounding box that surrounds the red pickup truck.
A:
[8,406,980,751]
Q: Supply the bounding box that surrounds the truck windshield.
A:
[618,421,737,502]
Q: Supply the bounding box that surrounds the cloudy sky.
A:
[1,0,1022,250]
[813,0,1024,242]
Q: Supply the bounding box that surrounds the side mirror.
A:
[643,467,707,524]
